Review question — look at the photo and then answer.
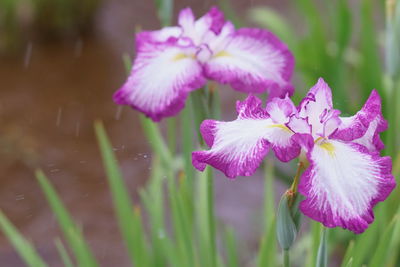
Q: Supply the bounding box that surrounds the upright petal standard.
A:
[193,78,395,233]
[114,6,294,121]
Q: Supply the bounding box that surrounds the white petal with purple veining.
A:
[299,139,395,233]
[203,28,294,96]
[192,118,295,178]
[113,41,206,121]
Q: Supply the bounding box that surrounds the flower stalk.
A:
[288,161,306,206]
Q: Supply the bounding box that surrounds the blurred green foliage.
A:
[0,0,100,54]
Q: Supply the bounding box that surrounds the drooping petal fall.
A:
[203,28,294,97]
[113,40,206,121]
[298,139,395,234]
[192,95,300,178]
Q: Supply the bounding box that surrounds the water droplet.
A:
[23,42,33,68]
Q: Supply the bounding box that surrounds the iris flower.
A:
[113,7,294,121]
[192,78,395,233]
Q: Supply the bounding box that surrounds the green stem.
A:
[207,167,217,267]
[191,89,208,145]
[264,159,275,228]
[191,84,218,267]
[167,117,177,154]
[288,161,305,207]
[290,162,305,194]
[284,249,290,267]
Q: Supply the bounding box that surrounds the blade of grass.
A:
[217,0,243,27]
[351,210,380,267]
[359,0,383,98]
[369,215,399,267]
[36,171,98,267]
[388,206,400,265]
[295,0,330,80]
[257,159,276,267]
[153,0,173,27]
[257,218,277,267]
[167,117,177,154]
[55,238,74,267]
[340,240,354,267]
[167,175,195,267]
[306,221,322,267]
[247,7,297,51]
[139,156,171,266]
[329,0,352,111]
[140,116,172,169]
[224,227,239,267]
[316,227,328,267]
[94,121,150,266]
[182,102,195,187]
[0,211,48,267]
[196,167,217,267]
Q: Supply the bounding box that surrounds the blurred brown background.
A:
[0,0,292,265]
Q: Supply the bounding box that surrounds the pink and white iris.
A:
[113,7,294,121]
[192,78,396,233]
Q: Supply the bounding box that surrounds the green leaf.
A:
[94,121,150,266]
[217,0,243,27]
[340,240,355,267]
[139,116,172,169]
[306,221,322,267]
[257,159,277,267]
[247,7,297,50]
[257,218,277,267]
[359,0,383,98]
[36,170,98,267]
[167,117,177,153]
[139,156,171,266]
[0,211,48,267]
[181,103,195,186]
[55,238,74,267]
[153,0,174,26]
[387,205,400,265]
[122,53,132,75]
[345,258,353,267]
[369,215,399,267]
[316,227,328,267]
[224,227,239,267]
[351,211,380,266]
[336,0,352,55]
[196,167,217,267]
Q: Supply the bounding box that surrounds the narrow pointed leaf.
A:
[36,171,98,267]
[95,121,149,266]
[0,211,48,267]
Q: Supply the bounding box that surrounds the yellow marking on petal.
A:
[319,142,335,155]
[172,53,196,61]
[319,141,335,155]
[267,124,293,133]
[172,53,188,61]
[213,51,231,58]
[315,137,335,155]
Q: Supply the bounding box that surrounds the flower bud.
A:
[276,193,298,250]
